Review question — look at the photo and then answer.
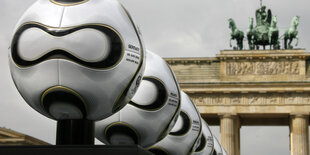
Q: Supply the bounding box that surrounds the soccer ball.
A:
[95,50,181,147]
[148,91,202,155]
[9,0,145,120]
[193,120,214,155]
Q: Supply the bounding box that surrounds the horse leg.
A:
[270,42,272,50]
[237,40,242,50]
[288,39,293,49]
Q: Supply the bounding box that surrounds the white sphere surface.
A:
[9,0,146,120]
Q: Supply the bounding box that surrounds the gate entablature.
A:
[165,49,310,115]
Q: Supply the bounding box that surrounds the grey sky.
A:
[0,0,309,154]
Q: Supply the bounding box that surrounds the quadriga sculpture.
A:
[232,1,301,50]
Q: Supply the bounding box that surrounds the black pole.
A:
[56,119,94,145]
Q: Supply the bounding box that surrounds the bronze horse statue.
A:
[247,17,258,50]
[284,16,300,49]
[268,16,280,49]
[228,18,244,50]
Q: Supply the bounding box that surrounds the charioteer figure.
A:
[253,1,276,50]
[256,5,270,26]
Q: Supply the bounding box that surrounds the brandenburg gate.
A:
[165,49,310,155]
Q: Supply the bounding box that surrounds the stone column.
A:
[290,114,309,155]
[235,117,240,155]
[220,114,240,155]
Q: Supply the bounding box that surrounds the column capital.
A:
[290,113,309,119]
[218,113,239,119]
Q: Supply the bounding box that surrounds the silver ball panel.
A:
[18,28,111,62]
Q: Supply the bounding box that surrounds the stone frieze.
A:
[226,61,300,75]
[190,93,308,105]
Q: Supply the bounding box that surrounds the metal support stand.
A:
[56,119,94,145]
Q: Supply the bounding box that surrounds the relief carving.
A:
[285,93,298,104]
[230,95,242,104]
[191,94,211,105]
[302,94,310,104]
[226,61,300,75]
[192,95,205,105]
[213,96,224,104]
[191,93,310,105]
[248,94,261,104]
[266,94,279,104]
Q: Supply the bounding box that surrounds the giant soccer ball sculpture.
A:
[95,51,181,147]
[9,0,145,121]
[148,91,202,155]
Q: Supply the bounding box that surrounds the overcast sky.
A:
[0,0,309,154]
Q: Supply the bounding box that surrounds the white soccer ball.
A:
[9,0,145,120]
[95,50,181,147]
[148,91,202,155]
[193,120,215,155]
